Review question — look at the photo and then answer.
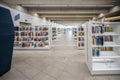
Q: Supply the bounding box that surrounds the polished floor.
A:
[0,29,120,80]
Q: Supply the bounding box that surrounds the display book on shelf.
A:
[56,28,61,34]
[57,28,65,34]
[77,25,85,49]
[85,21,120,75]
[14,22,51,49]
[52,27,57,40]
[72,27,77,40]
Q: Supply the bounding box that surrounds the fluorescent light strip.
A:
[21,4,114,8]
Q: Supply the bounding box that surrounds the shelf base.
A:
[14,46,51,50]
[77,47,85,50]
[91,62,120,75]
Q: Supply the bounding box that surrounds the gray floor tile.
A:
[32,72,56,80]
[58,71,83,80]
[84,76,94,80]
[1,32,120,80]
[109,75,120,80]
[1,68,29,80]
[13,61,40,79]
[24,58,49,71]
[43,66,63,79]
[0,78,4,80]
[94,76,110,80]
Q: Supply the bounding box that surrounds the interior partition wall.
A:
[0,6,14,76]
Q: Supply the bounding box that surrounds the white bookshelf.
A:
[85,21,120,75]
[14,22,51,50]
[52,27,57,41]
[77,25,85,49]
[72,28,77,41]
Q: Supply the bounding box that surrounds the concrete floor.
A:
[0,30,120,80]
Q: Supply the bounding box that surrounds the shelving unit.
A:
[14,22,51,50]
[52,27,57,41]
[72,28,77,41]
[86,21,120,75]
[77,25,85,49]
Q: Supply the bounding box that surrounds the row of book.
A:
[20,26,33,31]
[35,32,48,36]
[52,31,56,33]
[78,43,84,47]
[73,28,77,31]
[92,24,104,34]
[72,28,77,37]
[92,47,113,56]
[52,28,56,31]
[52,37,57,40]
[92,48,100,56]
[15,37,49,42]
[15,32,19,36]
[15,32,48,36]
[105,25,113,32]
[92,24,113,34]
[34,37,49,41]
[93,36,113,45]
[78,32,84,36]
[15,26,49,31]
[104,36,113,41]
[92,36,104,45]
[35,26,48,31]
[78,27,84,31]
[78,37,84,41]
[14,42,49,47]
[95,47,113,51]
[20,32,34,36]
[15,37,33,41]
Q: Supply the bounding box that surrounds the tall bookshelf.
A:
[86,21,120,75]
[52,27,57,41]
[72,28,77,41]
[14,22,51,49]
[77,25,85,49]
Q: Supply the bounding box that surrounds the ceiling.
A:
[2,0,120,25]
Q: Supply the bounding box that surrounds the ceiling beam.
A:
[2,0,120,5]
[21,4,114,8]
[39,14,98,18]
[48,18,92,21]
[47,16,92,21]
[105,16,120,21]
[54,21,86,26]
[105,6,120,18]
[50,18,90,21]
[98,5,120,19]
[37,11,106,15]
[49,19,90,21]
[29,9,109,15]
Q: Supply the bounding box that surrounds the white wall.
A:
[0,4,53,26]
[0,3,68,28]
[10,10,44,26]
